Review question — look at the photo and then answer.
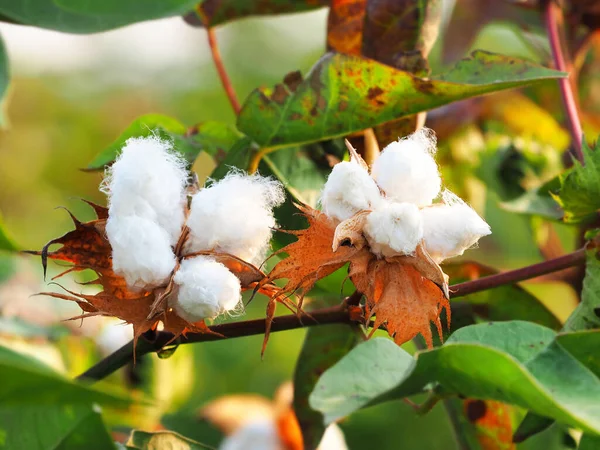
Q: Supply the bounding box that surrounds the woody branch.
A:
[77,248,587,382]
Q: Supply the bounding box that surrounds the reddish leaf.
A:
[326,0,367,55]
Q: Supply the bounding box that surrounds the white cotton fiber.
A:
[364,201,423,257]
[171,256,242,323]
[219,420,279,450]
[371,128,441,207]
[103,136,188,245]
[421,191,491,262]
[317,424,349,450]
[106,215,177,290]
[186,172,285,265]
[320,161,383,222]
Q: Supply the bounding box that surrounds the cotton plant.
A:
[38,136,284,346]
[264,128,491,347]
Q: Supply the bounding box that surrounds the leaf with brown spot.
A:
[327,0,367,55]
[237,51,566,148]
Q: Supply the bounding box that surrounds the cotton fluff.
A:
[171,256,242,323]
[219,420,279,450]
[103,136,188,245]
[320,161,383,222]
[421,191,491,263]
[106,216,177,290]
[186,172,285,265]
[364,201,423,257]
[371,128,441,207]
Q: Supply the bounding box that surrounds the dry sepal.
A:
[265,128,491,348]
[32,137,284,351]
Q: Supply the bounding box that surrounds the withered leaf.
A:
[326,0,367,55]
[267,204,450,348]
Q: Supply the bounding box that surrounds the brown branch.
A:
[196,7,241,115]
[77,249,588,382]
[544,0,584,163]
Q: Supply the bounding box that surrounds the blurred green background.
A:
[0,3,586,448]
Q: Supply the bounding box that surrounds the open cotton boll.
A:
[103,136,188,245]
[371,128,441,207]
[219,420,280,450]
[364,201,423,257]
[320,161,383,222]
[421,191,491,263]
[171,256,242,323]
[106,215,177,290]
[186,172,285,265]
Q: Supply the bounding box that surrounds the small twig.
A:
[451,248,586,297]
[196,7,241,115]
[544,0,584,162]
[77,249,588,382]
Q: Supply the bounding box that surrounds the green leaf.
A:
[309,338,418,424]
[0,404,115,450]
[126,430,213,449]
[555,141,600,223]
[208,136,254,181]
[237,51,566,148]
[87,115,240,170]
[0,212,17,252]
[196,0,329,27]
[563,249,600,332]
[310,322,600,434]
[55,0,198,23]
[293,325,361,449]
[0,0,136,33]
[500,184,563,220]
[0,344,130,407]
[579,433,600,450]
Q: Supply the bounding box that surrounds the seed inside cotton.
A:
[364,201,423,257]
[320,160,383,222]
[186,172,285,265]
[171,256,242,323]
[371,128,441,207]
[421,191,491,262]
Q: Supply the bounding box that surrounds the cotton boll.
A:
[421,191,491,262]
[371,128,441,207]
[103,136,188,245]
[219,420,280,450]
[364,201,423,257]
[106,215,177,290]
[171,256,242,323]
[320,161,383,222]
[96,321,133,357]
[186,172,285,265]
